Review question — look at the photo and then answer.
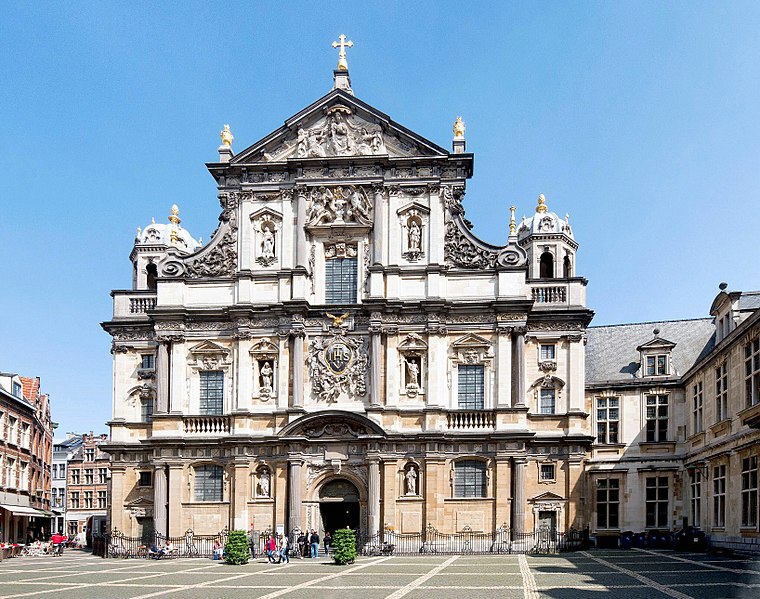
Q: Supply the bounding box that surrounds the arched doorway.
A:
[319,478,360,533]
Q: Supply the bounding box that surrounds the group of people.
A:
[265,533,290,563]
[296,530,331,558]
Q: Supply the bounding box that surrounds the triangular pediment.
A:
[188,340,229,355]
[125,497,153,508]
[452,333,491,348]
[530,491,566,502]
[230,89,449,164]
[636,337,676,351]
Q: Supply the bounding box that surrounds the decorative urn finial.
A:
[168,204,181,225]
[332,34,353,71]
[220,124,234,148]
[453,116,465,140]
[536,194,548,214]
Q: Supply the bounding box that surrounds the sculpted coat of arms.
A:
[308,330,368,403]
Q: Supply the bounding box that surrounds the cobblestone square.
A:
[0,549,758,598]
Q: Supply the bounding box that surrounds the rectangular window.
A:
[71,469,80,485]
[325,257,358,304]
[539,388,556,414]
[540,463,556,482]
[70,491,80,509]
[690,476,702,528]
[98,468,108,484]
[540,344,556,360]
[199,371,224,415]
[20,423,30,448]
[715,363,728,422]
[8,417,17,444]
[194,465,224,502]
[5,457,15,488]
[457,365,484,410]
[692,382,703,433]
[745,339,760,408]
[12,382,22,397]
[97,490,107,509]
[141,397,154,423]
[713,464,726,528]
[52,464,58,479]
[645,395,668,442]
[454,460,487,498]
[741,456,758,528]
[646,355,668,376]
[84,469,94,485]
[138,471,153,487]
[141,354,155,370]
[596,397,619,444]
[59,464,65,480]
[645,476,669,528]
[84,491,93,509]
[596,478,620,529]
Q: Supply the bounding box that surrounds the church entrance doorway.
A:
[319,479,361,533]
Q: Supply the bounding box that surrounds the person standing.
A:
[323,531,332,557]
[279,533,289,563]
[266,534,278,563]
[309,529,320,558]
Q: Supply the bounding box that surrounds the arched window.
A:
[454,460,487,498]
[539,252,554,279]
[146,263,158,290]
[563,255,572,278]
[194,464,223,502]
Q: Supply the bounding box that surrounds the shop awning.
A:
[0,504,50,517]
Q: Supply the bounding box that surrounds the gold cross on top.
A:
[332,34,353,71]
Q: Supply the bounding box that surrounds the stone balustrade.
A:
[447,410,496,430]
[112,291,157,318]
[183,416,231,435]
[531,285,567,303]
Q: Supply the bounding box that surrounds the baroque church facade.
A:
[102,56,593,540]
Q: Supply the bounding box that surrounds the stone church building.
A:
[103,46,760,551]
[102,53,593,541]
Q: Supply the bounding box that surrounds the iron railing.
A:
[104,525,589,559]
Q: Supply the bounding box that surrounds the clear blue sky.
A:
[2,1,759,435]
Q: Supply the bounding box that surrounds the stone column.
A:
[167,463,183,536]
[294,188,308,268]
[512,330,526,407]
[232,462,249,531]
[368,457,381,537]
[372,185,385,265]
[370,325,383,407]
[291,331,305,408]
[153,465,167,537]
[156,341,169,413]
[496,328,512,408]
[512,457,527,537]
[288,459,302,534]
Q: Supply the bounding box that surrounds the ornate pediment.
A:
[529,491,566,503]
[187,340,231,371]
[229,91,449,165]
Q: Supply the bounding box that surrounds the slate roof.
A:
[585,318,715,383]
[739,291,760,312]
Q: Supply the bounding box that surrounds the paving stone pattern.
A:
[0,549,758,599]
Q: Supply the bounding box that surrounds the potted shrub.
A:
[224,530,250,565]
[331,528,357,565]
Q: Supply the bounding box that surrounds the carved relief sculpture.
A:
[307,329,368,403]
[296,104,387,158]
[306,186,372,227]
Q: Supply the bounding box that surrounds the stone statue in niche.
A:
[405,466,418,495]
[405,358,419,386]
[258,470,270,497]
[260,361,273,390]
[257,223,277,267]
[409,221,421,252]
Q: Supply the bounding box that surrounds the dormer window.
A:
[637,329,676,379]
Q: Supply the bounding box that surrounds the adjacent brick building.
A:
[65,433,109,537]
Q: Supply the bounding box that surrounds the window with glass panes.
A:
[540,344,555,360]
[539,388,556,414]
[690,475,702,527]
[141,354,155,369]
[325,257,357,304]
[741,456,758,528]
[70,491,80,508]
[692,382,703,434]
[745,338,760,408]
[596,397,619,444]
[645,476,669,528]
[84,469,93,485]
[84,491,93,509]
[596,478,619,529]
[645,395,668,442]
[99,468,108,484]
[715,362,728,422]
[454,460,487,498]
[540,463,555,481]
[200,371,224,415]
[141,397,154,423]
[646,354,668,376]
[97,490,107,509]
[195,464,224,501]
[713,464,726,528]
[457,365,484,410]
[71,469,80,484]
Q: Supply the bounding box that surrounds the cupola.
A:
[517,194,578,280]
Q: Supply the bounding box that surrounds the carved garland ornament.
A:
[307,330,368,403]
[183,193,240,278]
